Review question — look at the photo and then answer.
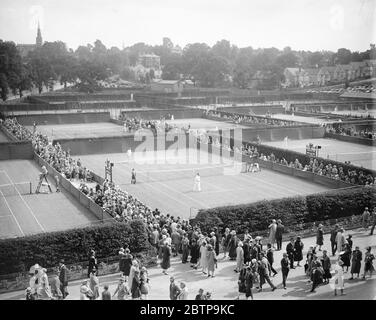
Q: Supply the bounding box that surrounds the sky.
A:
[0,0,375,52]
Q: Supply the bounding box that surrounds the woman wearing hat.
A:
[161,242,171,275]
[294,236,304,267]
[80,279,94,300]
[350,246,362,279]
[235,242,244,273]
[89,268,100,300]
[38,268,52,300]
[131,270,141,300]
[199,241,208,275]
[362,246,375,279]
[333,260,345,296]
[315,224,324,251]
[206,244,217,278]
[222,228,231,259]
[228,231,238,261]
[190,239,200,269]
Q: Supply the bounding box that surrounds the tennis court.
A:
[0,130,11,143]
[263,138,376,170]
[164,118,249,130]
[77,149,332,219]
[271,113,339,124]
[26,122,127,140]
[0,160,99,239]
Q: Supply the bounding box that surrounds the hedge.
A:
[191,187,375,234]
[0,219,155,276]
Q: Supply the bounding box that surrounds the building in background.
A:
[150,79,183,93]
[16,22,43,57]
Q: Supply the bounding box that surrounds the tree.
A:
[334,48,352,65]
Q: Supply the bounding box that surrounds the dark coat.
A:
[245,269,254,297]
[281,257,290,274]
[266,249,274,265]
[59,265,68,286]
[293,240,304,262]
[122,254,133,276]
[286,242,294,256]
[316,229,324,245]
[243,242,251,263]
[228,236,238,260]
[275,224,284,239]
[330,229,337,243]
[131,275,141,299]
[351,250,362,274]
[88,255,97,275]
[161,246,171,270]
[190,243,200,264]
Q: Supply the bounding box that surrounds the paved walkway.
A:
[1,228,375,300]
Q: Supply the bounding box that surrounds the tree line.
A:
[0,38,375,101]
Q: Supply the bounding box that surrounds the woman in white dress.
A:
[236,242,244,272]
[199,241,208,274]
[193,173,201,192]
[333,260,345,296]
[38,268,52,300]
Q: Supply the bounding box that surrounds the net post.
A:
[30,182,32,194]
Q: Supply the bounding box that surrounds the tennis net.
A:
[132,163,244,183]
[0,181,32,197]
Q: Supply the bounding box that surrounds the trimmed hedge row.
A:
[0,219,154,276]
[192,187,376,234]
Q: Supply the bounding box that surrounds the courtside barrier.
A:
[324,132,376,146]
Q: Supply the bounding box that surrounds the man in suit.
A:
[275,220,284,251]
[330,225,338,256]
[281,253,290,289]
[88,249,98,278]
[59,260,69,299]
[286,238,295,269]
[169,276,181,300]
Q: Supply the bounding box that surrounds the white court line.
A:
[2,170,45,232]
[0,215,14,218]
[0,190,25,236]
[118,162,210,209]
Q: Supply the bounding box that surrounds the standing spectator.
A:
[195,288,206,300]
[237,264,247,299]
[281,253,290,289]
[89,269,100,300]
[213,227,220,256]
[58,260,69,299]
[310,255,324,293]
[321,250,332,284]
[80,280,93,300]
[181,234,190,264]
[244,264,254,300]
[336,228,346,252]
[171,228,181,257]
[243,238,251,264]
[88,250,97,278]
[350,246,362,279]
[190,239,200,269]
[101,285,111,300]
[340,242,352,273]
[129,260,139,288]
[362,246,375,279]
[235,242,244,273]
[294,236,304,267]
[38,268,52,300]
[50,273,63,300]
[131,270,141,300]
[140,267,150,300]
[122,248,133,277]
[112,276,129,300]
[369,208,376,235]
[268,219,277,248]
[266,243,278,276]
[362,207,370,229]
[333,260,345,296]
[169,276,181,300]
[275,220,284,251]
[178,282,189,300]
[286,237,295,269]
[206,244,217,278]
[222,228,231,259]
[330,225,338,256]
[346,235,353,250]
[228,231,238,260]
[199,241,208,274]
[161,243,171,275]
[315,224,324,251]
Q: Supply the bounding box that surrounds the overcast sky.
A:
[0,0,375,52]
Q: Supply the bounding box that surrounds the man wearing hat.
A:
[88,249,97,278]
[58,260,69,299]
[330,225,338,256]
[169,276,181,300]
[362,207,370,230]
[286,237,295,269]
[275,220,284,251]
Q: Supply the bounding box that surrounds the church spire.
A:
[36,21,43,46]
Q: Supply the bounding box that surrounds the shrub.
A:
[191,187,375,234]
[0,219,153,276]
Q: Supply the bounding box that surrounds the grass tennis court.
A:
[0,160,99,239]
[263,138,376,170]
[271,113,338,124]
[0,130,10,143]
[27,118,247,141]
[77,149,332,219]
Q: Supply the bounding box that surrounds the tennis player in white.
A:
[193,173,201,192]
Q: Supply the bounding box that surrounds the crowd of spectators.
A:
[345,84,375,94]
[118,115,175,133]
[204,110,302,127]
[325,125,376,140]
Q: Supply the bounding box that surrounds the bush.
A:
[0,219,153,276]
[191,187,375,234]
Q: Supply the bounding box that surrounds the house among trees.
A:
[317,66,336,85]
[298,68,319,87]
[283,68,300,87]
